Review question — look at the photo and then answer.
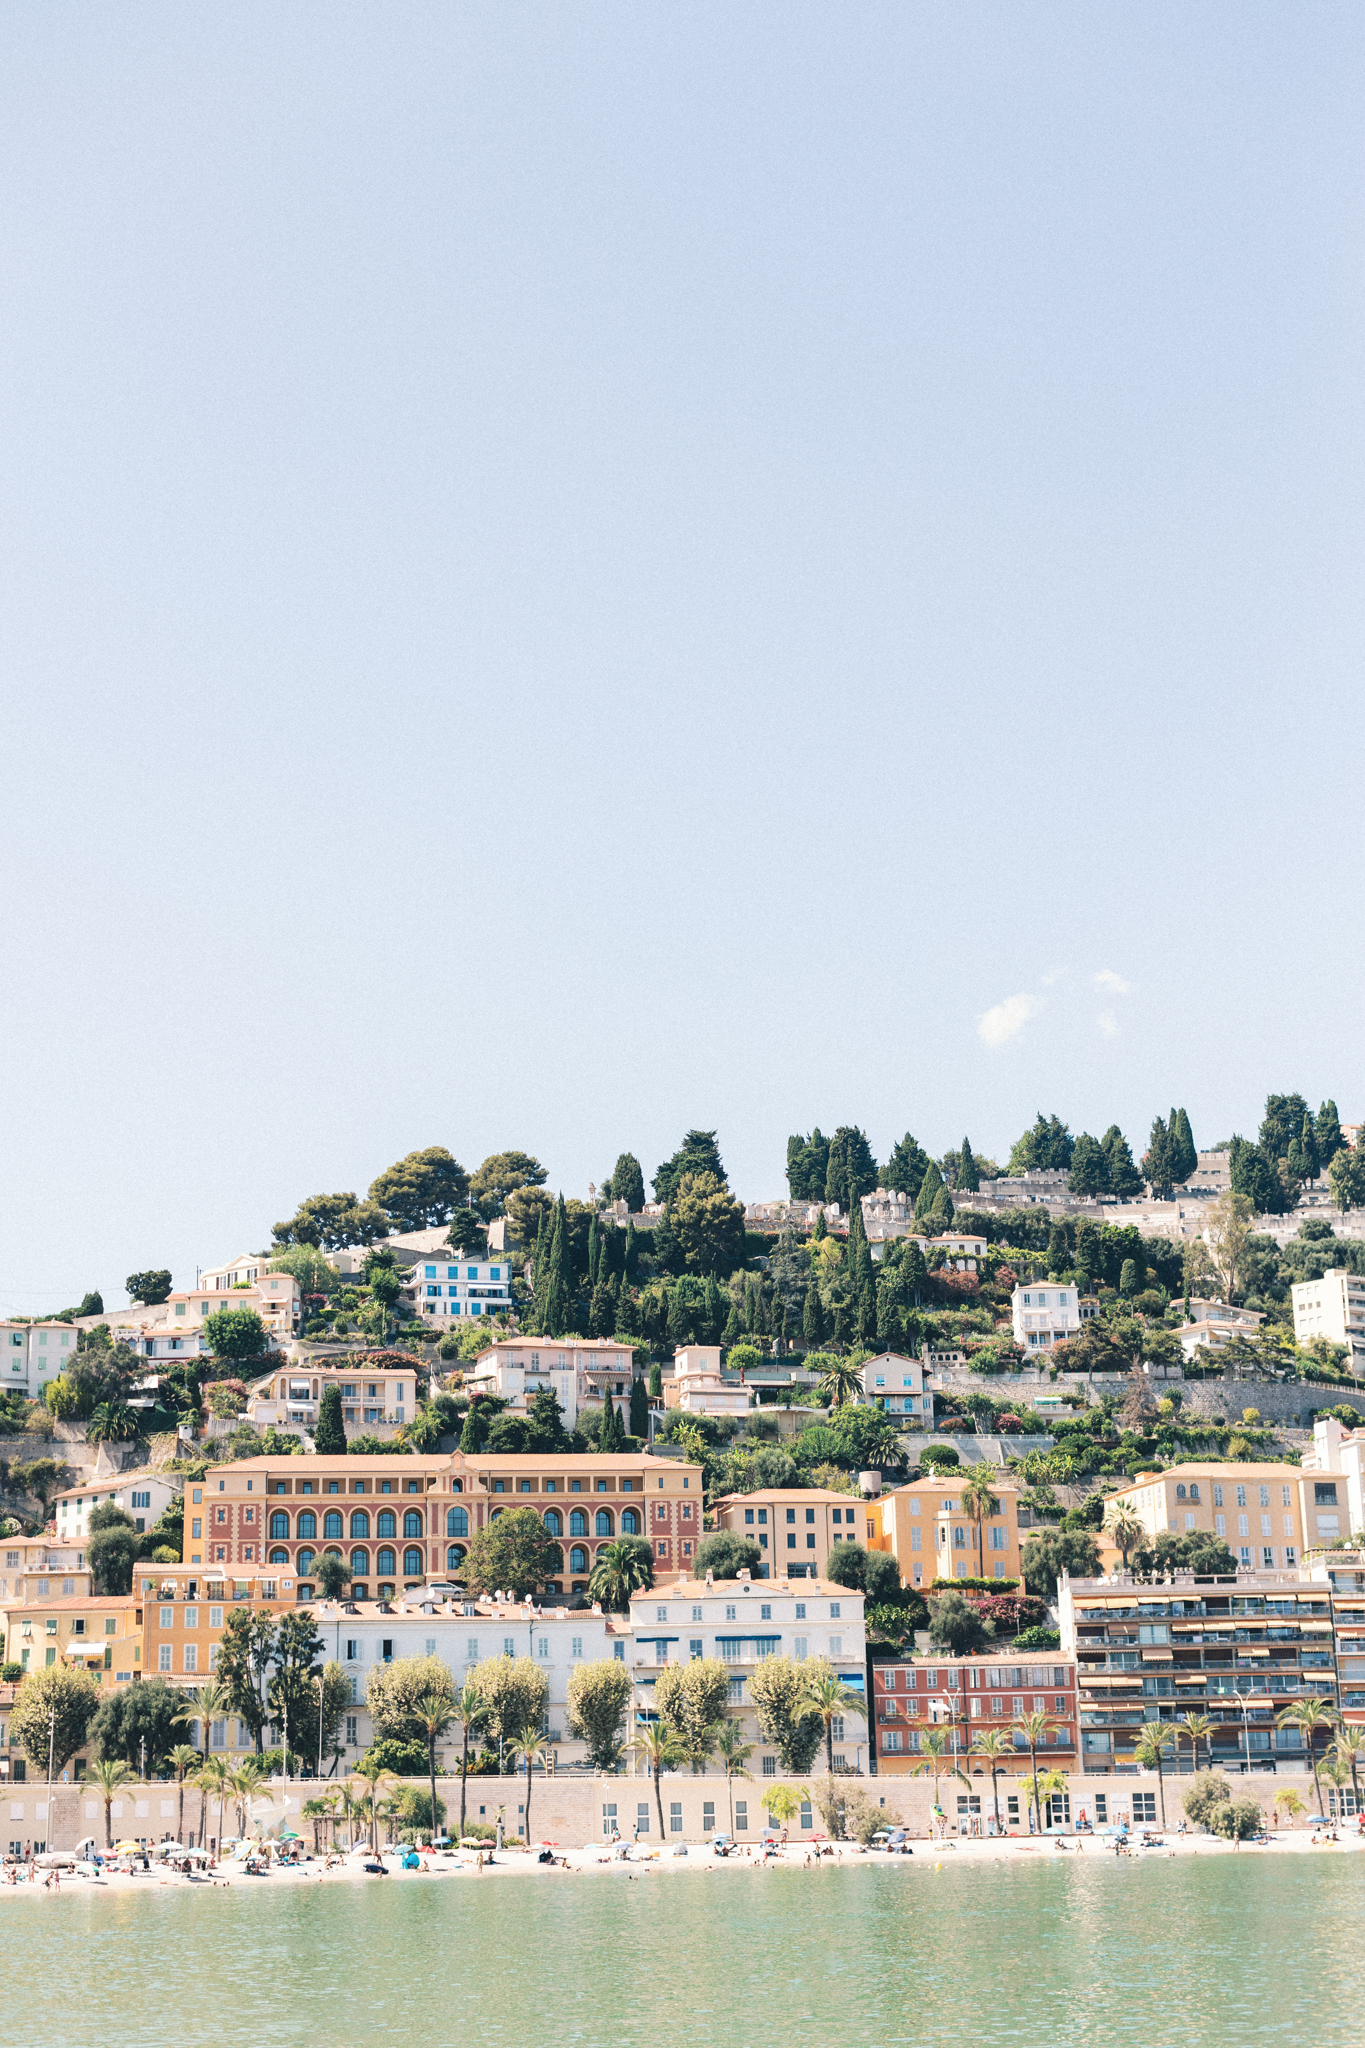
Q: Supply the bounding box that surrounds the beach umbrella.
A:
[114,1841,142,1853]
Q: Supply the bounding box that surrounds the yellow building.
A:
[867,1474,1025,1590]
[1103,1464,1306,1573]
[711,1489,874,1580]
[2,1592,142,1684]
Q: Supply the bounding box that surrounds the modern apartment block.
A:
[871,1653,1078,1791]
[186,1447,704,1598]
[867,1475,1024,1590]
[711,1488,872,1579]
[1300,1416,1365,1541]
[1010,1282,1082,1353]
[1291,1268,1365,1368]
[466,1338,641,1428]
[629,1575,869,1774]
[1059,1569,1339,1775]
[407,1257,512,1321]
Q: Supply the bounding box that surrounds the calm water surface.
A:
[9,1856,1361,2047]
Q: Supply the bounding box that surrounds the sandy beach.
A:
[3,1822,1362,1899]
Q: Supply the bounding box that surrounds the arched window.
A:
[447,1506,468,1538]
[324,1511,343,1540]
[595,1508,614,1537]
[297,1511,317,1539]
[376,1547,396,1576]
[351,1548,370,1575]
[351,1510,370,1539]
[446,1544,466,1571]
[569,1545,588,1574]
[621,1508,640,1535]
[1189,1484,1200,1502]
[377,1509,396,1539]
[269,1547,288,1564]
[323,1546,342,1561]
[404,1509,423,1538]
[403,1547,424,1576]
[569,1510,587,1537]
[296,1549,315,1575]
[543,1508,563,1536]
[269,1511,289,1540]
[451,1478,463,1493]
[1176,1484,1187,1500]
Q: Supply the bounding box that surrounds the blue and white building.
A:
[408,1258,513,1321]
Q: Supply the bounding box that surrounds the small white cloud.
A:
[978,992,1040,1048]
[1093,969,1132,996]
[1097,1010,1119,1039]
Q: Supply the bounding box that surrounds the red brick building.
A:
[872,1652,1078,1786]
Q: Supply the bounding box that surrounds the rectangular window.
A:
[158,1645,172,1672]
[735,1801,748,1832]
[670,1802,683,1834]
[572,1636,583,1659]
[637,1803,650,1835]
[762,1756,777,1777]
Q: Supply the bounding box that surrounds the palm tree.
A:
[801,1665,868,1774]
[1106,1507,1146,1573]
[713,1723,754,1834]
[1277,1696,1337,1816]
[192,1758,231,1856]
[959,1464,999,1580]
[412,1690,455,1845]
[818,1359,863,1410]
[1131,1723,1175,1827]
[1321,1755,1351,1816]
[1012,1711,1060,1835]
[509,1728,550,1844]
[88,1759,133,1850]
[174,1679,232,1753]
[588,1539,654,1615]
[628,1722,683,1841]
[353,1764,396,1854]
[761,1784,800,1837]
[452,1679,488,1839]
[1330,1725,1365,1814]
[1278,1787,1307,1828]
[227,1759,273,1839]
[915,1727,968,1836]
[301,1794,334,1854]
[167,1743,201,1843]
[337,1779,365,1849]
[1178,1712,1214,1774]
[970,1729,1014,1835]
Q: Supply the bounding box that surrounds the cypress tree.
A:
[914,1161,944,1224]
[653,1205,681,1274]
[722,1299,743,1347]
[703,1274,724,1345]
[811,1207,827,1243]
[648,1358,662,1400]
[1171,1108,1197,1184]
[1298,1112,1321,1182]
[1143,1117,1172,1196]
[587,1213,601,1289]
[600,1390,619,1452]
[629,1376,648,1438]
[802,1282,825,1349]
[460,1399,489,1454]
[958,1138,980,1194]
[615,1284,641,1339]
[1317,1100,1345,1166]
[624,1219,639,1283]
[314,1384,346,1454]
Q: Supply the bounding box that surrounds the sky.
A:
[2,5,1363,1313]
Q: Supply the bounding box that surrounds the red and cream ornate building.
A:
[185,1447,703,1601]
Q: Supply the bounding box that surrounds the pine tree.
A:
[802,1283,825,1349]
[1143,1118,1172,1196]
[811,1208,827,1242]
[628,1376,648,1438]
[1101,1126,1143,1199]
[314,1385,346,1454]
[958,1138,979,1194]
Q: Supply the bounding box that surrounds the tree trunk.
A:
[826,1720,834,1773]
[105,1799,113,1850]
[460,1728,469,1837]
[525,1755,533,1843]
[429,1737,438,1846]
[1029,1744,1041,1833]
[1156,1754,1166,1827]
[991,1766,1001,1834]
[178,1781,185,1844]
[654,1762,665,1840]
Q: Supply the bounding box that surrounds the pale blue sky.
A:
[2,6,1363,1311]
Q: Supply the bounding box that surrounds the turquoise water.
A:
[9,1856,1360,2046]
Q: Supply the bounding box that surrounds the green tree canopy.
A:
[1021,1528,1101,1598]
[471,1654,550,1748]
[460,1507,564,1597]
[469,1151,547,1220]
[785,1130,830,1202]
[655,1657,729,1771]
[882,1132,931,1201]
[368,1147,470,1230]
[1101,1126,1144,1198]
[926,1589,996,1655]
[824,1127,878,1211]
[90,1676,186,1774]
[365,1654,459,1745]
[747,1656,823,1773]
[654,1131,727,1204]
[693,1532,763,1581]
[125,1270,173,1306]
[604,1154,647,1212]
[10,1665,100,1775]
[1067,1134,1109,1197]
[271,1192,389,1250]
[314,1385,346,1454]
[1009,1114,1074,1174]
[672,1171,746,1277]
[566,1659,633,1770]
[204,1308,267,1360]
[268,1247,341,1296]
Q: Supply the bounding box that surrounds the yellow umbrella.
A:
[114,1841,142,1853]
